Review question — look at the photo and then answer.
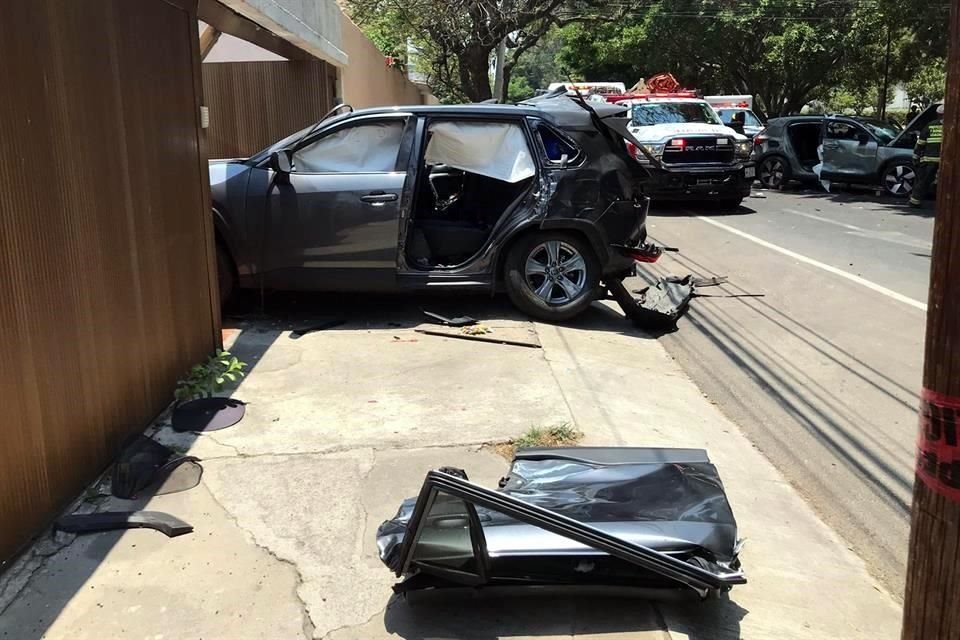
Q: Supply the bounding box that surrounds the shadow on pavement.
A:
[650,200,757,217]
[773,185,936,218]
[654,249,915,518]
[383,592,747,640]
[223,289,665,342]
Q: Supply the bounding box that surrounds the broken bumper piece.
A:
[612,241,663,263]
[606,275,694,331]
[376,447,745,600]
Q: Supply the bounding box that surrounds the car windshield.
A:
[631,102,722,126]
[717,109,762,128]
[260,110,356,157]
[857,119,900,145]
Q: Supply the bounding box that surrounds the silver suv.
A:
[752,104,942,197]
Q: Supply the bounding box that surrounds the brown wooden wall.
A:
[0,0,218,565]
[202,60,338,159]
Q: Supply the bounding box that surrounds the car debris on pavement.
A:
[414,329,541,349]
[56,511,194,538]
[422,310,478,327]
[377,447,745,600]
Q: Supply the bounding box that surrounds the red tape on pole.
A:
[917,388,960,501]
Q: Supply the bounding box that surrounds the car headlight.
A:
[735,141,752,160]
[640,143,664,160]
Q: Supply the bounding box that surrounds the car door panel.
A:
[244,117,412,291]
[821,120,879,182]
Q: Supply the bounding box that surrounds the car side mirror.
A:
[270,150,293,174]
[559,153,569,169]
[857,133,870,145]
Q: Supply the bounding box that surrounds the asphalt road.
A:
[636,187,934,598]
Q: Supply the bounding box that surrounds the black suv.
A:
[210,94,657,322]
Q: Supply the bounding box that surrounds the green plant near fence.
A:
[174,349,247,402]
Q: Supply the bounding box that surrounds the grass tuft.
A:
[493,422,582,460]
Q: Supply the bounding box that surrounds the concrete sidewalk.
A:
[0,297,901,639]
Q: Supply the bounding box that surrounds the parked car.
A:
[209,95,659,323]
[752,104,942,197]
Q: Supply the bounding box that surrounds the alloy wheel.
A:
[883,164,915,196]
[524,241,588,305]
[759,158,785,188]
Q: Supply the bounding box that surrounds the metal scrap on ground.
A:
[414,329,541,349]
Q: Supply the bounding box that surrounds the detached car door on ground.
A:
[247,115,414,291]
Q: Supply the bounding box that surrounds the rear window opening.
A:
[406,121,535,270]
[788,122,822,170]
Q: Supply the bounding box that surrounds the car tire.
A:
[758,156,790,189]
[504,232,600,323]
[216,242,236,307]
[881,160,916,198]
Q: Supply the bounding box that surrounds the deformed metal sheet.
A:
[377,447,745,599]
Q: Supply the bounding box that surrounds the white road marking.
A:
[782,208,932,250]
[782,208,862,231]
[694,215,928,311]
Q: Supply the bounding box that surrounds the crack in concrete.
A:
[531,322,583,436]
[193,439,499,461]
[198,482,316,640]
[202,432,242,457]
[320,605,387,640]
[0,532,80,616]
[358,449,378,561]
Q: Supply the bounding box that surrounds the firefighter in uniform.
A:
[910,104,944,207]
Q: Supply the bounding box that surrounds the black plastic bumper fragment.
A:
[606,276,694,330]
[56,511,194,538]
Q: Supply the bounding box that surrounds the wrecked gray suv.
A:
[209,94,660,322]
[377,448,746,600]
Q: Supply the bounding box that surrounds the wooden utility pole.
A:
[901,0,960,637]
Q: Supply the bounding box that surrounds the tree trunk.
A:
[901,1,960,637]
[459,46,493,102]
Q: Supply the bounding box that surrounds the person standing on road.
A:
[910,104,944,208]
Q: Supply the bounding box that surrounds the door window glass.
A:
[537,125,580,163]
[825,121,865,141]
[410,491,480,574]
[293,121,404,173]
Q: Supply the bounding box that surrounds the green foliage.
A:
[174,350,247,402]
[906,57,947,107]
[557,0,948,117]
[514,422,583,450]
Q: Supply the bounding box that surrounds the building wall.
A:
[340,16,431,109]
[216,0,347,66]
[202,60,338,158]
[0,0,218,565]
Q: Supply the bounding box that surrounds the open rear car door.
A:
[377,448,746,600]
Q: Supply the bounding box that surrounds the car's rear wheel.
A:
[881,161,916,198]
[216,242,236,307]
[758,156,790,189]
[504,232,600,322]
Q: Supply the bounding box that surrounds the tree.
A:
[506,28,563,100]
[556,0,939,116]
[906,57,947,106]
[344,0,609,102]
